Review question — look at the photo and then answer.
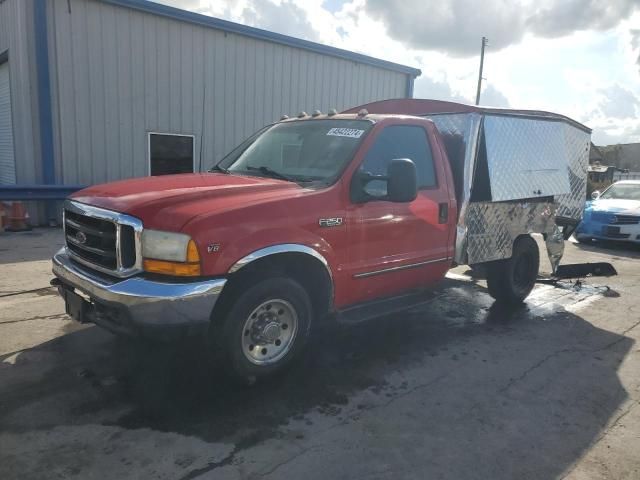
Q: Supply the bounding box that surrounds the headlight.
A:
[141,230,201,276]
[142,230,192,262]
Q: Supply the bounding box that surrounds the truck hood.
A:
[589,198,640,214]
[71,173,305,230]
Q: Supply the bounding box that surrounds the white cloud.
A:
[413,75,471,103]
[480,85,511,108]
[631,28,640,71]
[597,84,640,119]
[528,0,639,38]
[365,0,526,57]
[365,0,640,57]
[152,0,640,145]
[584,84,640,145]
[240,0,321,41]
[589,117,640,145]
[151,0,210,14]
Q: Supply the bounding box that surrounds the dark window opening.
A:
[439,131,466,205]
[149,133,194,176]
[470,128,492,202]
[360,125,437,196]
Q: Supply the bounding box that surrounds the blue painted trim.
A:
[99,0,422,77]
[406,76,415,98]
[34,0,55,188]
[0,185,85,201]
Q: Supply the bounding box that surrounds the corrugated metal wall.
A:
[48,0,409,186]
[0,0,40,186]
[0,61,17,184]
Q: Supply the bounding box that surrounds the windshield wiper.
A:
[246,165,296,182]
[209,164,229,174]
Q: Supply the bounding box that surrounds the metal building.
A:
[0,0,420,223]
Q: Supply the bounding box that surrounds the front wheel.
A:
[486,235,540,304]
[216,276,312,383]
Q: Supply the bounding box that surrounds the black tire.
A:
[215,276,312,383]
[486,235,540,304]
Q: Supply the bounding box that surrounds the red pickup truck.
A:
[52,99,591,381]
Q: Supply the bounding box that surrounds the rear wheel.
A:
[215,276,312,383]
[486,235,539,304]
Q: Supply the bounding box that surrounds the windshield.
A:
[217,119,372,184]
[600,183,640,201]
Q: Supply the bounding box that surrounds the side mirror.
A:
[351,158,418,204]
[591,190,601,200]
[387,158,417,203]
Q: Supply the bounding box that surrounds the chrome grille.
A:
[65,210,117,269]
[603,232,630,239]
[613,215,640,225]
[63,200,143,277]
[591,211,640,225]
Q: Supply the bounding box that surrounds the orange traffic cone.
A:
[5,202,31,232]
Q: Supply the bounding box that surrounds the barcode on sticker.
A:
[326,128,365,138]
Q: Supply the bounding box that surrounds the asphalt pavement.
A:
[0,229,639,479]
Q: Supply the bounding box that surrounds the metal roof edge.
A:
[344,99,592,134]
[98,0,422,77]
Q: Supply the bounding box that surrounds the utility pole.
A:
[475,36,488,105]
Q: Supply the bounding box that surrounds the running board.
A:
[336,289,440,326]
[537,262,617,283]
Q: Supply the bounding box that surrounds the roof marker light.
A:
[297,111,308,118]
[328,108,338,116]
[312,110,322,117]
[357,108,368,117]
[280,115,289,121]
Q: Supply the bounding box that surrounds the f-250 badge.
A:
[318,217,343,227]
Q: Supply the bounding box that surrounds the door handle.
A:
[438,203,448,224]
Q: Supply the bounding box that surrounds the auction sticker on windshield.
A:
[326,128,365,138]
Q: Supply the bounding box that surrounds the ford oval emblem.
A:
[75,231,87,244]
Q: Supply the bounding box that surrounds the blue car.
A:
[575,180,640,244]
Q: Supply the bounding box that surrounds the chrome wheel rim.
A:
[241,299,298,365]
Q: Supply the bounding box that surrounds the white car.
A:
[575,180,640,244]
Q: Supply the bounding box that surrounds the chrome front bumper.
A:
[52,247,226,336]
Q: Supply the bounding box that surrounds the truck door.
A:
[345,120,454,305]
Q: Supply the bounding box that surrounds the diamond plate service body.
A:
[556,124,590,219]
[464,201,559,266]
[424,112,588,266]
[483,116,571,201]
[426,113,481,264]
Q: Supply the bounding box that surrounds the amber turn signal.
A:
[143,259,201,276]
[186,239,200,263]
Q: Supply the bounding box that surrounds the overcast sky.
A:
[154,0,640,146]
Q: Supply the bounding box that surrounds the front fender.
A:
[196,226,338,278]
[227,243,333,277]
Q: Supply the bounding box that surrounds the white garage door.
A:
[0,61,16,184]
